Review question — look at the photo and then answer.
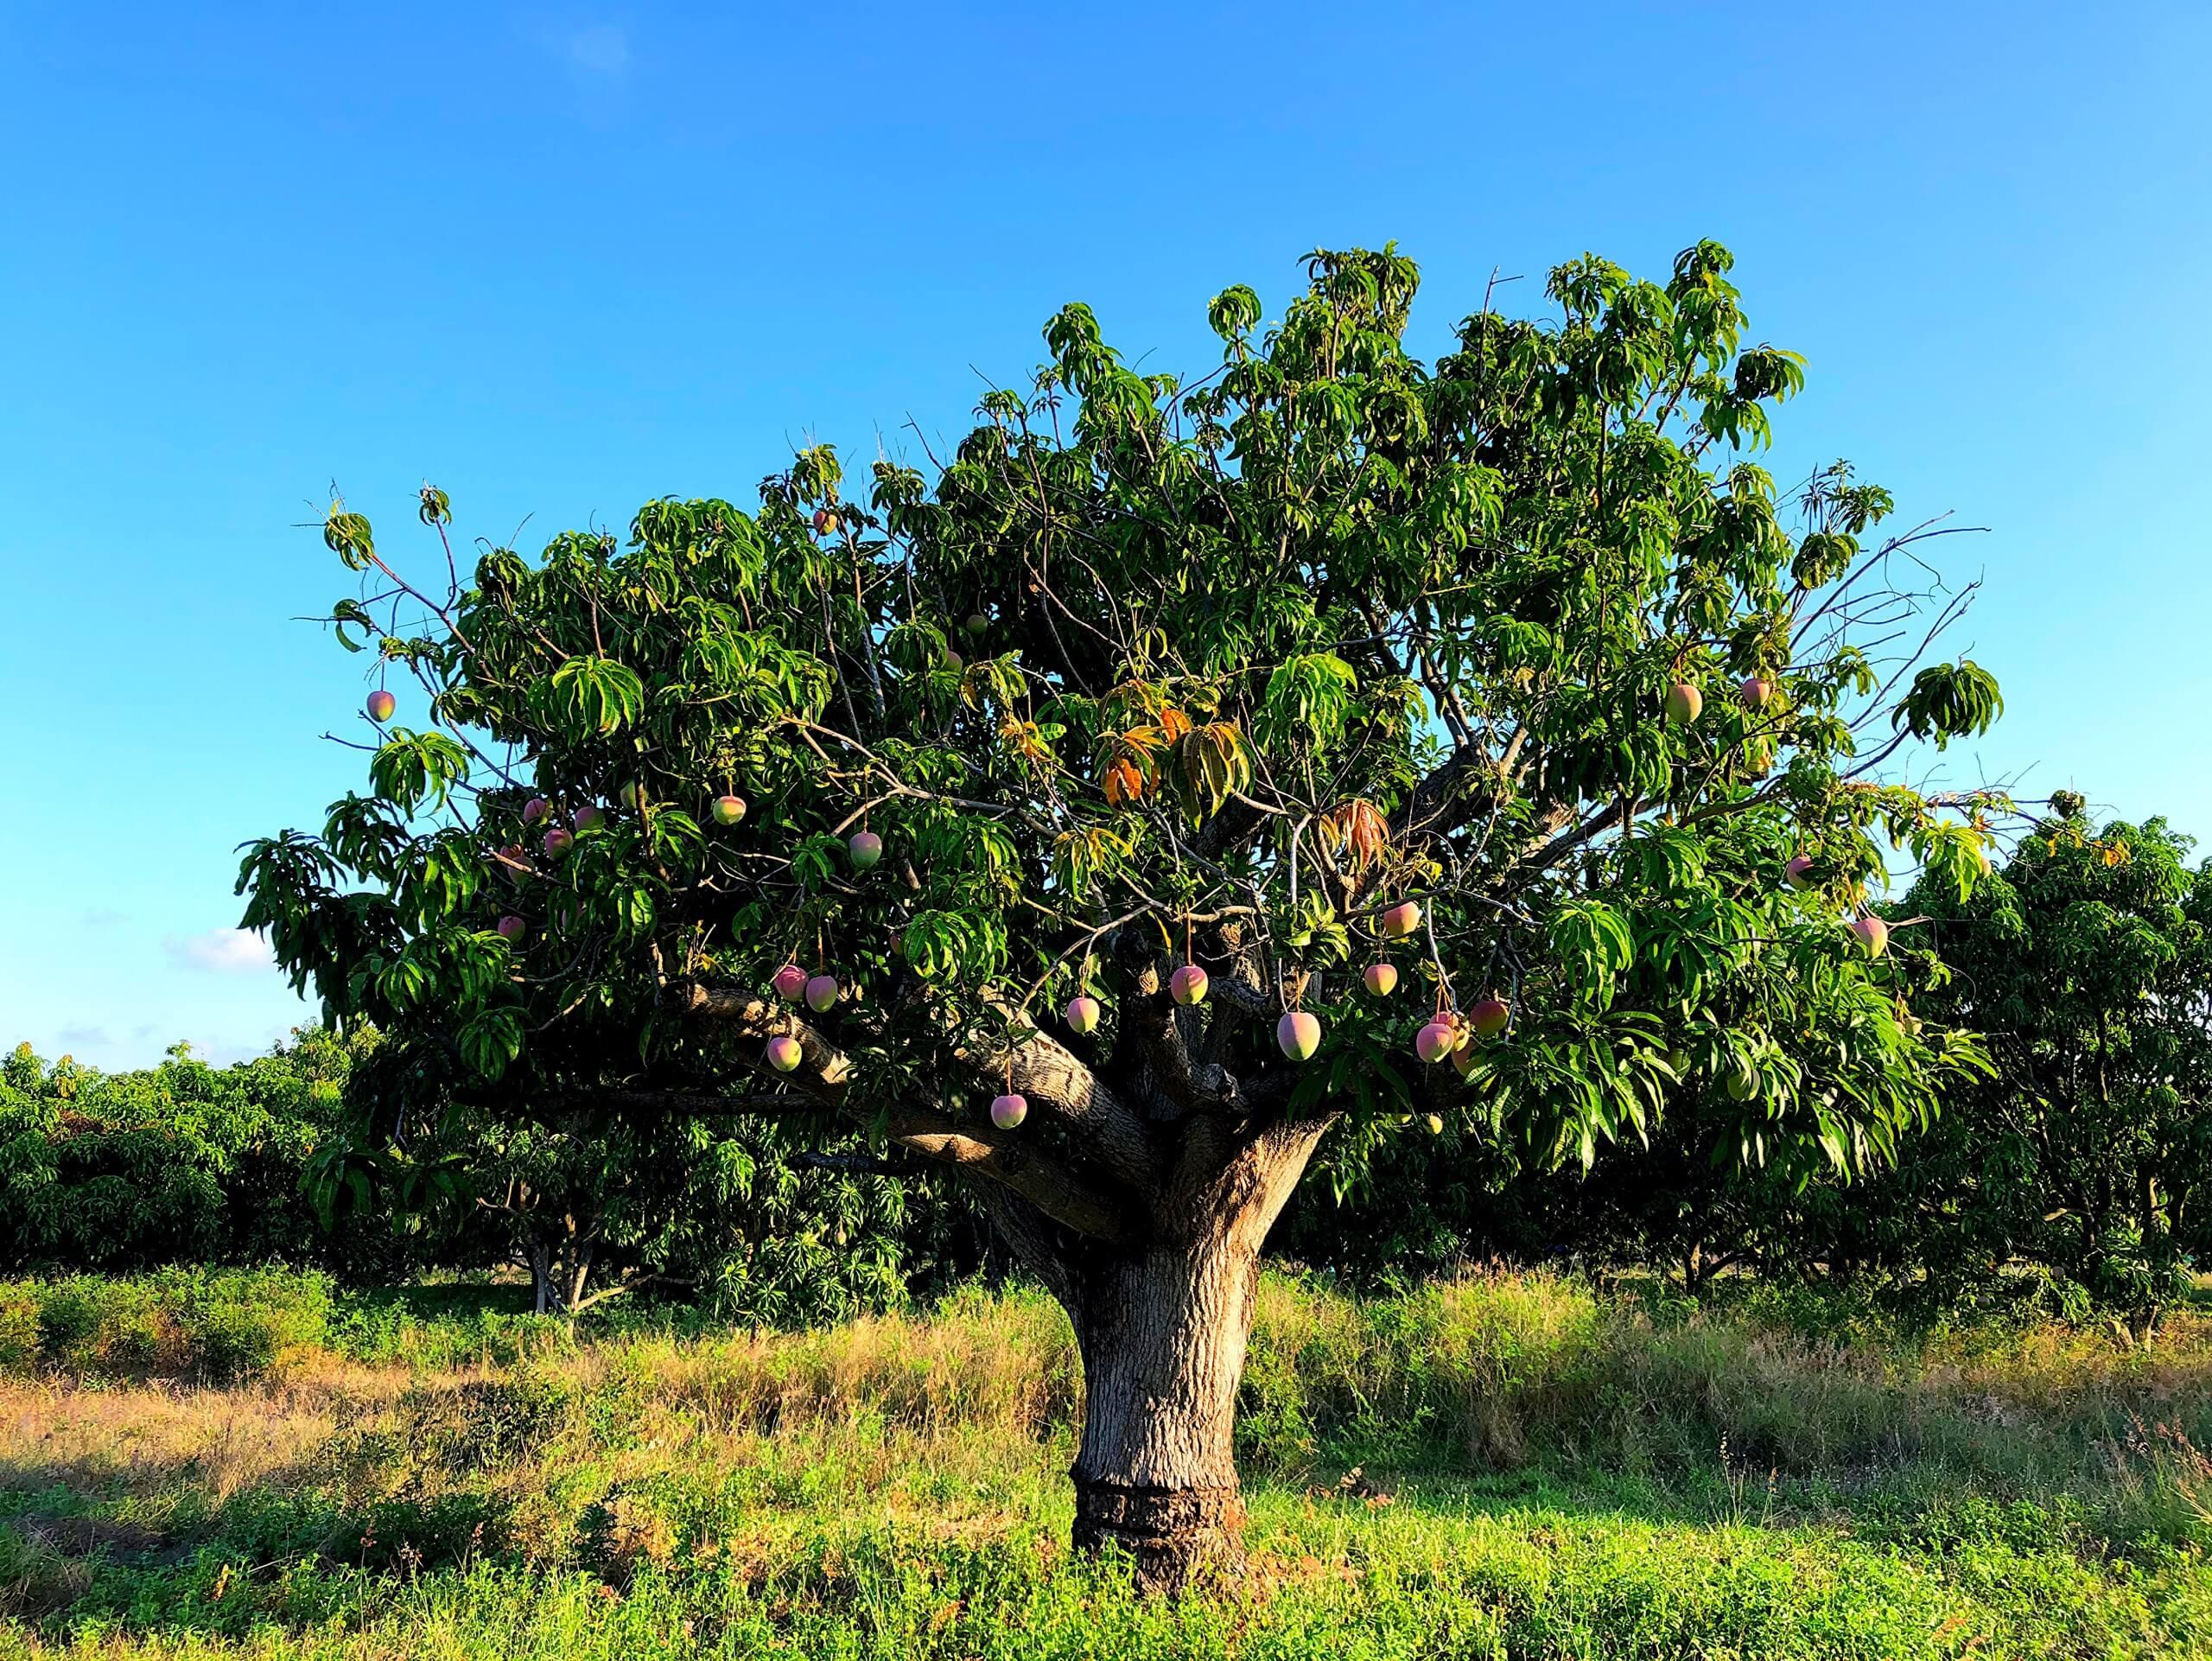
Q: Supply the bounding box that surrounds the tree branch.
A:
[673,984,852,1104]
[567,1271,689,1314]
[1501,797,1630,895]
[550,1085,837,1119]
[974,991,1161,1188]
[888,1104,1139,1244]
[671,982,1142,1243]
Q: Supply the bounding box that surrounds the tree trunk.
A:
[564,1242,594,1316]
[1067,1234,1259,1594]
[1030,1116,1330,1595]
[1680,1238,1707,1294]
[525,1238,556,1314]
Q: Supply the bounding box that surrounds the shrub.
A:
[0,1281,35,1370]
[5,1268,333,1381]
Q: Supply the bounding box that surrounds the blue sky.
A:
[3,2,2206,1071]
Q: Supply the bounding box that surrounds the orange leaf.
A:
[1103,754,1147,807]
[1319,799,1391,871]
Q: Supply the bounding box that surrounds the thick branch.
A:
[672,984,853,1105]
[1501,797,1630,894]
[1395,740,1494,842]
[1128,987,1204,1114]
[888,1104,1139,1244]
[567,1271,689,1314]
[975,993,1161,1188]
[674,982,1141,1244]
[1161,1111,1338,1250]
[1105,929,1200,1117]
[1207,976,1276,1024]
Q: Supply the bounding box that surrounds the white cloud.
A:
[81,908,127,928]
[57,1024,110,1047]
[163,928,276,975]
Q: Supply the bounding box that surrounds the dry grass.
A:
[0,1376,366,1508]
[645,1286,1078,1439]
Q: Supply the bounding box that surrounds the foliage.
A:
[1279,801,2212,1342]
[0,1030,970,1320]
[315,1095,923,1321]
[0,1030,378,1276]
[240,240,2012,1296]
[1894,805,2212,1333]
[0,1266,336,1382]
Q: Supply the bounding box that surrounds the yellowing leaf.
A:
[1319,799,1391,871]
[1103,753,1148,807]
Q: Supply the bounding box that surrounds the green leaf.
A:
[550,655,647,735]
[457,1007,525,1080]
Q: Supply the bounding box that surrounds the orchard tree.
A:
[1900,799,2212,1340]
[0,1028,375,1276]
[308,1047,917,1321]
[244,241,2009,1588]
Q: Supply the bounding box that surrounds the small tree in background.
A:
[244,240,2010,1588]
[1899,798,2212,1340]
[308,1055,918,1320]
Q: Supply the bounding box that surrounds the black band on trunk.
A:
[1071,1474,1246,1542]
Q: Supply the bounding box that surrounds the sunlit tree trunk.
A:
[994,1115,1330,1592]
[1065,1234,1260,1588]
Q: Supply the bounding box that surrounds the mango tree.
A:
[0,1031,370,1275]
[243,241,2007,1588]
[1899,799,2212,1340]
[308,1047,919,1321]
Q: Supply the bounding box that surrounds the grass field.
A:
[3,1268,2211,1657]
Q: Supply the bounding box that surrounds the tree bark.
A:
[564,1240,594,1314]
[1066,1233,1259,1593]
[1052,1116,1329,1594]
[525,1238,555,1314]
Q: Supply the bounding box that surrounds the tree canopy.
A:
[241,239,2015,1584]
[0,1033,359,1274]
[245,240,2004,1194]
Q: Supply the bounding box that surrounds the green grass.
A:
[3,1269,2211,1656]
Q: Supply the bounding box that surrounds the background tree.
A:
[1896,799,2212,1340]
[309,1051,919,1320]
[243,240,2009,1588]
[0,1029,377,1276]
